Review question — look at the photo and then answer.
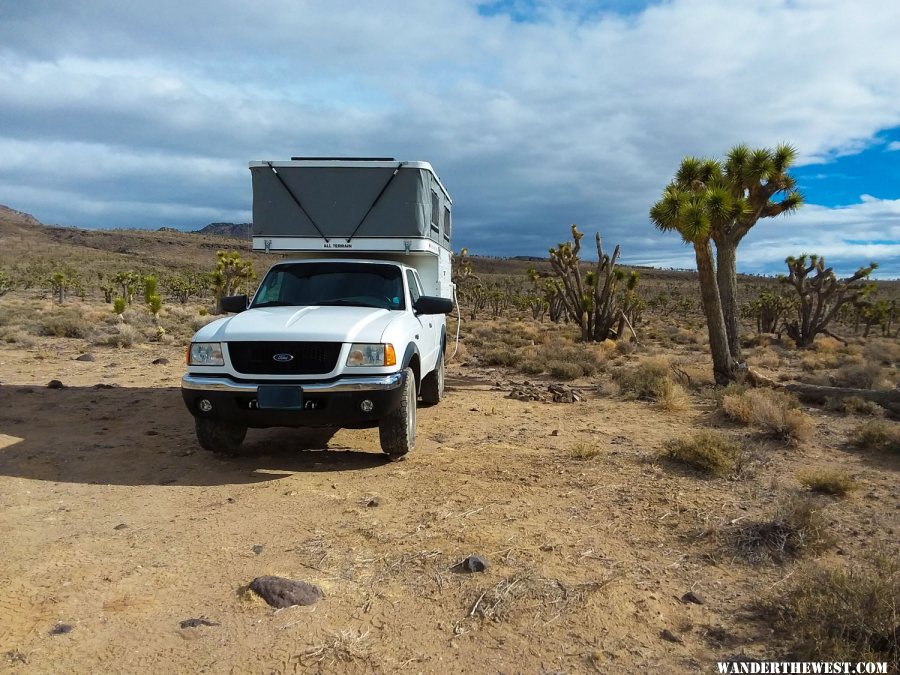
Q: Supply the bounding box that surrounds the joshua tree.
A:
[714,144,803,358]
[660,147,803,361]
[0,269,12,297]
[650,179,737,384]
[781,254,876,347]
[547,225,638,342]
[743,291,794,334]
[211,250,256,313]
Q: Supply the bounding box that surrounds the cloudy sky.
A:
[2,0,899,276]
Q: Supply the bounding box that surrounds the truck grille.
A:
[227,342,341,375]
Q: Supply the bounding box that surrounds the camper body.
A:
[181,159,454,457]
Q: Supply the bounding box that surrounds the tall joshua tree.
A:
[714,144,803,360]
[661,147,803,362]
[650,172,737,384]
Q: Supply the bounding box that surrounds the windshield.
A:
[251,262,405,310]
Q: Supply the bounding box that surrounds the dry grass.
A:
[300,629,371,667]
[663,430,740,476]
[467,573,618,624]
[721,388,813,445]
[849,420,900,454]
[797,469,858,496]
[760,556,899,664]
[728,494,831,563]
[567,442,601,460]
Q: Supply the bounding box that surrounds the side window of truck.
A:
[406,270,422,306]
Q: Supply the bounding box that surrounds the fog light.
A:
[198,399,213,413]
[359,399,374,412]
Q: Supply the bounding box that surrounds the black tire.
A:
[195,417,247,455]
[378,367,416,457]
[419,349,445,405]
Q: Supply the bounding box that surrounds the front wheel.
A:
[419,350,445,405]
[378,367,416,457]
[195,417,247,455]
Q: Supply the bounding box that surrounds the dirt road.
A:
[1,340,896,673]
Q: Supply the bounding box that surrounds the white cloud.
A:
[1,0,899,273]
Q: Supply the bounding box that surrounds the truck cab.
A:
[182,258,451,457]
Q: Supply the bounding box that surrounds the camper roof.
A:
[249,159,451,203]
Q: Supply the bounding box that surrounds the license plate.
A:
[257,386,303,410]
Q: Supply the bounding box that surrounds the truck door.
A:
[406,269,438,373]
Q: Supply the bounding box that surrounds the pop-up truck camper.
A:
[181,158,454,457]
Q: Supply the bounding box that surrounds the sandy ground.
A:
[1,338,898,674]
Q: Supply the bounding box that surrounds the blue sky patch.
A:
[793,127,900,207]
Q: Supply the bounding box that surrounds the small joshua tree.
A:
[113,296,127,316]
[782,255,877,348]
[744,291,794,334]
[548,225,639,342]
[97,272,115,303]
[211,250,256,313]
[0,269,12,297]
[47,271,73,304]
[113,271,141,304]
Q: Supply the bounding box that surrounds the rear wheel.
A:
[195,417,247,455]
[420,349,445,405]
[378,367,416,457]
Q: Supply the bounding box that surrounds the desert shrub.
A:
[482,348,521,367]
[198,307,208,316]
[518,359,545,375]
[89,324,143,348]
[654,379,690,411]
[722,388,812,444]
[567,442,600,460]
[547,360,582,380]
[729,494,830,562]
[761,556,899,663]
[849,420,900,454]
[832,363,887,390]
[39,311,90,339]
[750,347,781,369]
[864,338,900,367]
[663,430,740,475]
[798,469,857,496]
[824,396,883,417]
[1,329,36,347]
[799,353,838,371]
[615,357,670,400]
[614,339,636,356]
[813,336,842,353]
[113,296,126,315]
[191,315,217,331]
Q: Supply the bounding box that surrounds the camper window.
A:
[430,190,440,234]
[443,207,451,241]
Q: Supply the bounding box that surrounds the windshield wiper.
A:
[317,299,386,309]
[252,300,299,308]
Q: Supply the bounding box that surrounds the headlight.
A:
[189,342,225,366]
[346,343,397,367]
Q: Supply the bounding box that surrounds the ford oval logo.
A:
[272,353,294,363]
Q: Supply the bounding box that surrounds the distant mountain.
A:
[0,204,43,228]
[194,222,251,238]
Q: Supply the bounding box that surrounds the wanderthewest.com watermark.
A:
[717,662,888,674]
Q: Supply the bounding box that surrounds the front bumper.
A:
[181,371,406,428]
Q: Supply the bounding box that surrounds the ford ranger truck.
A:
[181,259,452,458]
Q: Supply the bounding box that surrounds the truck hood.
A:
[194,306,399,343]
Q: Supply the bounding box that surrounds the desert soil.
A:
[0,338,897,674]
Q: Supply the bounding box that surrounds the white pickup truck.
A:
[181,157,455,457]
[181,259,452,457]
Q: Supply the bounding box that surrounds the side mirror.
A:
[413,295,454,315]
[220,295,248,313]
